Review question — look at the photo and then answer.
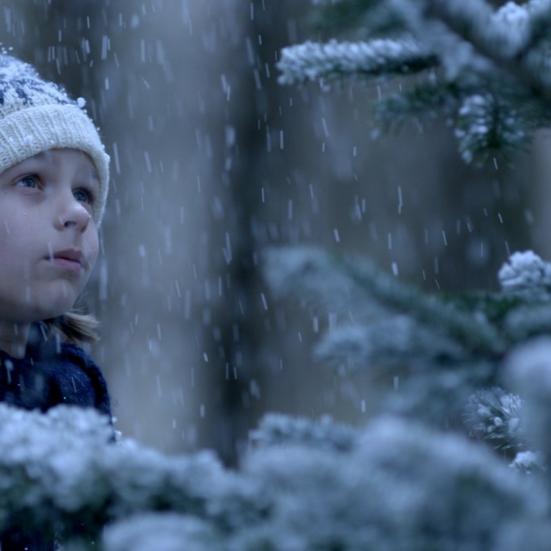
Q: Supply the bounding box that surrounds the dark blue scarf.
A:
[0,324,112,419]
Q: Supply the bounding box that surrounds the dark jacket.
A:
[0,326,113,550]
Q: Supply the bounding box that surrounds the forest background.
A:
[2,0,548,464]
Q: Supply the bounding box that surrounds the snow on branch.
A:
[277,39,437,85]
[263,244,511,412]
[314,317,465,375]
[249,413,357,452]
[454,93,527,164]
[463,387,524,454]
[239,415,545,549]
[4,307,548,548]
[498,250,551,300]
[262,245,388,323]
[98,415,545,549]
[0,403,257,543]
[506,337,551,465]
[345,256,506,355]
[504,305,551,342]
[408,0,551,96]
[509,450,544,474]
[281,0,551,164]
[2,400,545,549]
[426,0,523,57]
[102,513,223,550]
[521,0,551,53]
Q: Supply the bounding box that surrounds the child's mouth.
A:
[47,257,83,273]
[44,248,86,272]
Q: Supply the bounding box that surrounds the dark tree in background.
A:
[201,0,319,465]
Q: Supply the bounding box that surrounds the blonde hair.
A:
[42,308,100,346]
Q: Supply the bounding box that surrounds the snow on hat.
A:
[0,52,110,226]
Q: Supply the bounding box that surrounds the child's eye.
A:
[15,174,41,189]
[73,187,95,205]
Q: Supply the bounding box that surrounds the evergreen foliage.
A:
[6,2,551,549]
[6,396,551,550]
[4,249,550,549]
[278,0,551,165]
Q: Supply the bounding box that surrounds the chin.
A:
[9,281,80,322]
[29,296,78,321]
[40,282,80,311]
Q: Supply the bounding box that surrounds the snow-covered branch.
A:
[2,368,551,548]
[280,0,551,164]
[346,256,506,355]
[498,250,551,300]
[314,317,465,374]
[506,337,551,466]
[100,416,548,549]
[249,413,357,453]
[463,387,523,454]
[264,246,506,358]
[0,404,256,544]
[413,0,551,96]
[277,39,437,85]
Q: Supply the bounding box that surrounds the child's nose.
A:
[55,194,91,231]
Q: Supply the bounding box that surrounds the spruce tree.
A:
[271,0,551,463]
[6,2,551,549]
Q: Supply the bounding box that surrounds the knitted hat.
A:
[0,53,110,226]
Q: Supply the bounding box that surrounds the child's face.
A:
[0,148,100,323]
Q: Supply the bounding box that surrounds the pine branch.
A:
[264,246,507,360]
[280,0,551,164]
[373,78,458,133]
[0,400,544,549]
[102,513,223,551]
[314,317,466,375]
[498,250,551,300]
[504,305,551,342]
[344,256,507,356]
[0,404,264,543]
[249,413,357,452]
[101,415,543,549]
[416,0,551,98]
[277,39,438,85]
[243,416,543,548]
[463,387,524,455]
[454,92,529,164]
[506,337,551,468]
[510,0,551,56]
[263,246,388,324]
[509,450,544,474]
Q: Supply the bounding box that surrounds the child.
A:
[0,53,112,549]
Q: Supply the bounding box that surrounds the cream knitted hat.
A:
[0,53,110,226]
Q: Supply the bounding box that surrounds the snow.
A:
[103,513,223,551]
[498,251,551,299]
[1,380,550,547]
[492,2,531,56]
[505,337,551,466]
[277,39,434,85]
[3,2,551,548]
[249,413,356,452]
[510,450,544,473]
[463,387,523,453]
[314,316,464,374]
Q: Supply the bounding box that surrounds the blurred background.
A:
[0,0,547,464]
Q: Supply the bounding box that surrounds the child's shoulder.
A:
[28,337,113,420]
[57,342,112,418]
